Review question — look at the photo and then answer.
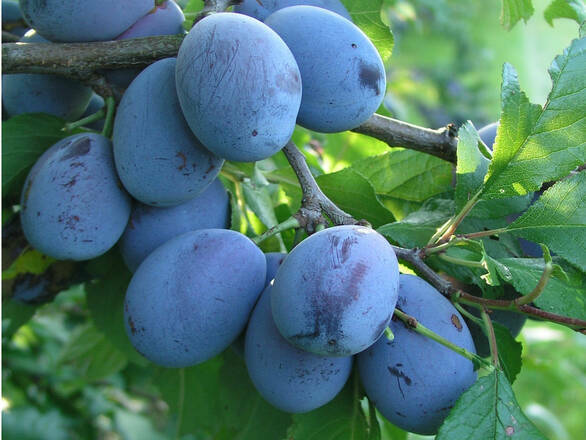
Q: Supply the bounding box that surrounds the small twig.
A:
[64,108,106,132]
[282,141,362,232]
[430,189,482,245]
[352,113,458,163]
[194,0,243,25]
[393,308,493,370]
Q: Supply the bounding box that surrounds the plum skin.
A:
[20,133,131,261]
[175,13,302,162]
[357,274,477,435]
[119,178,230,272]
[234,0,351,21]
[271,225,399,356]
[124,229,267,368]
[245,285,353,413]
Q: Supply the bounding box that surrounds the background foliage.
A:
[2,0,585,439]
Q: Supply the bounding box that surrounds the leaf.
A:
[437,370,547,439]
[377,198,455,247]
[241,180,279,229]
[2,249,55,280]
[492,322,523,384]
[215,350,291,440]
[455,122,489,211]
[114,410,167,440]
[59,323,128,381]
[153,357,224,436]
[317,169,394,228]
[86,250,147,366]
[1,300,38,339]
[1,114,79,200]
[483,39,586,198]
[496,258,586,320]
[287,378,370,440]
[351,149,453,203]
[2,408,71,440]
[506,171,586,271]
[342,0,394,63]
[501,0,535,30]
[544,0,586,26]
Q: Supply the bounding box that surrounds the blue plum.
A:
[234,0,351,21]
[119,178,229,272]
[265,6,385,133]
[175,13,302,162]
[245,285,352,413]
[20,133,131,261]
[358,274,477,435]
[19,0,154,42]
[2,31,93,120]
[2,0,22,22]
[107,1,185,87]
[271,225,399,356]
[124,229,266,367]
[264,252,286,287]
[113,58,224,206]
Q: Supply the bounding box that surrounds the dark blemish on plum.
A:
[252,129,258,137]
[438,405,453,412]
[328,339,337,346]
[128,315,137,335]
[340,236,357,263]
[61,175,78,188]
[359,62,382,95]
[351,43,357,48]
[395,411,406,417]
[176,152,187,170]
[37,211,41,217]
[70,161,84,168]
[388,366,412,399]
[451,314,463,331]
[193,244,198,251]
[396,363,403,367]
[81,240,93,243]
[60,137,91,161]
[275,68,301,94]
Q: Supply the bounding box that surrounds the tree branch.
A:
[352,113,458,163]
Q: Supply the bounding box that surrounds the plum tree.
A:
[264,252,287,287]
[19,0,154,42]
[245,285,353,413]
[264,6,386,133]
[113,58,224,207]
[2,31,93,120]
[234,0,351,21]
[358,274,477,435]
[20,133,131,261]
[106,1,185,87]
[175,13,302,162]
[119,178,229,272]
[271,225,399,356]
[124,229,266,367]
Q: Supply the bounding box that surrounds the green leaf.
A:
[496,258,586,320]
[492,321,523,384]
[483,38,586,198]
[153,358,224,436]
[215,350,291,440]
[86,251,148,366]
[544,0,586,26]
[351,149,453,203]
[506,171,586,271]
[1,114,78,200]
[377,198,455,247]
[501,0,535,30]
[2,408,71,440]
[2,249,55,280]
[59,323,128,381]
[1,300,38,339]
[455,122,489,211]
[317,169,394,228]
[437,370,546,439]
[342,0,394,63]
[287,378,369,440]
[114,410,167,440]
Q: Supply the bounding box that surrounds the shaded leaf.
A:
[2,249,55,280]
[455,122,489,211]
[501,0,535,30]
[437,370,546,439]
[317,169,394,227]
[506,171,585,271]
[2,408,70,440]
[544,0,586,25]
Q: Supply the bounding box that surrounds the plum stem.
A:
[252,217,300,245]
[101,97,116,138]
[393,308,494,371]
[481,308,500,368]
[429,189,482,245]
[514,261,553,306]
[64,108,106,132]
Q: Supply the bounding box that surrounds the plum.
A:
[234,0,351,21]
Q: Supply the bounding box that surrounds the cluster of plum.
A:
[9,0,484,436]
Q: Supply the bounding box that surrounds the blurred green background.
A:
[3,0,584,439]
